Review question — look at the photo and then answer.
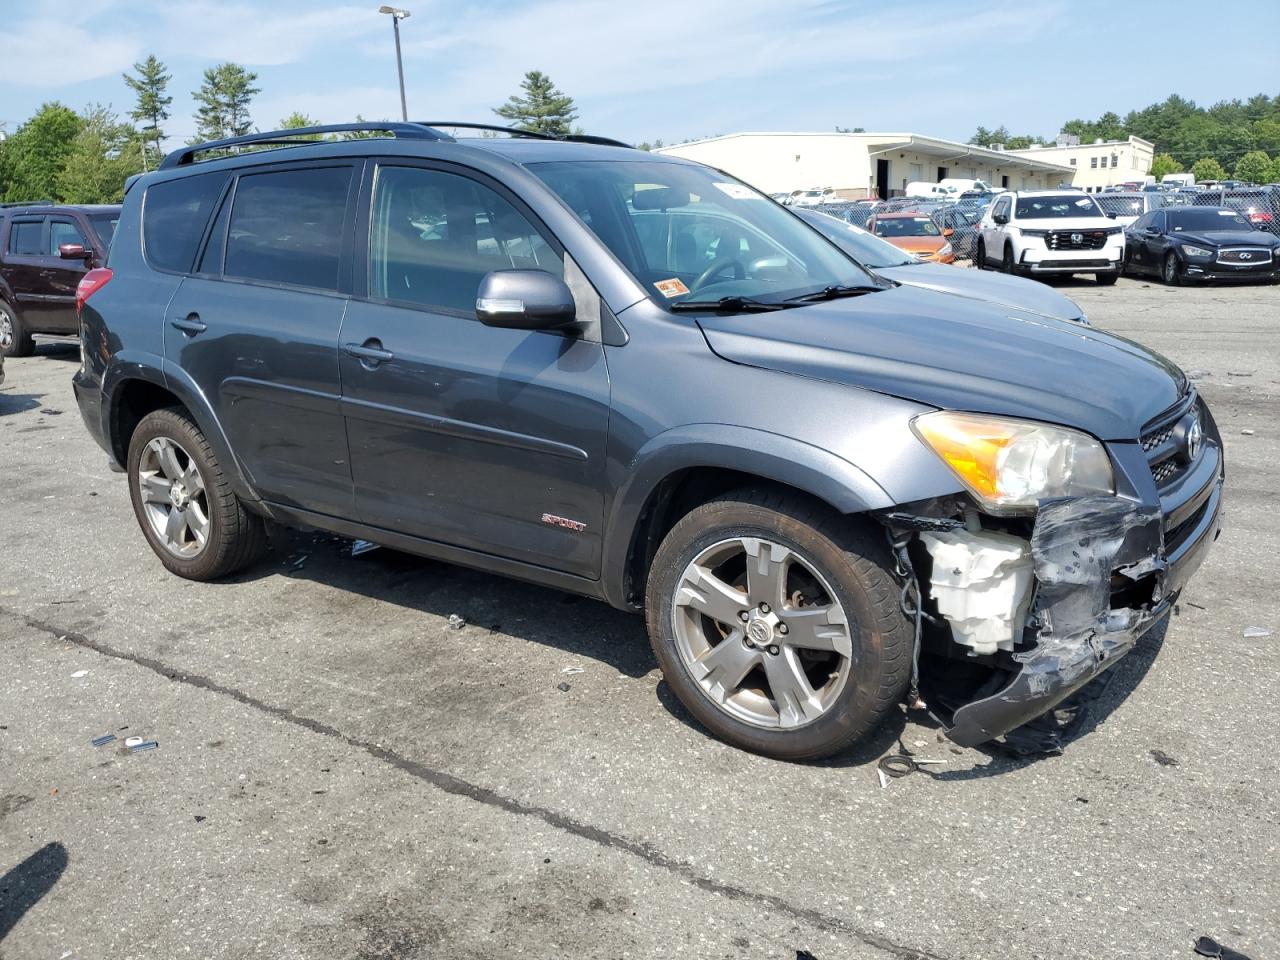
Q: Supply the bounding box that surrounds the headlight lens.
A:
[912,411,1114,513]
[1181,245,1212,258]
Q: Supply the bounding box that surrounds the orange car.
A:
[865,212,956,263]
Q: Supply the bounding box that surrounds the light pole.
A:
[378,6,411,122]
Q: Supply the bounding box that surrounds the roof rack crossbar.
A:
[0,199,55,208]
[159,122,452,170]
[419,121,631,150]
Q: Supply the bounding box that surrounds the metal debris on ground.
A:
[39,407,63,415]
[350,539,380,556]
[1242,626,1272,638]
[560,666,585,675]
[129,740,159,752]
[90,734,116,747]
[447,614,466,630]
[70,670,88,679]
[876,753,947,787]
[1193,935,1253,959]
[1240,429,1256,436]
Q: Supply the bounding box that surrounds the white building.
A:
[1006,135,1155,192]
[653,132,1076,199]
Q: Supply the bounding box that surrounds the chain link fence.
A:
[811,197,990,261]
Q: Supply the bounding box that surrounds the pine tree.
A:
[123,55,171,169]
[193,63,260,142]
[493,71,578,136]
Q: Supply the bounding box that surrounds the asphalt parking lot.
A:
[1,275,1277,960]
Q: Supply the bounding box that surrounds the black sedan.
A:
[1123,206,1280,284]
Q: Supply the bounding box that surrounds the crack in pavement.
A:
[10,607,948,960]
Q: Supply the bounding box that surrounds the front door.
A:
[43,217,94,332]
[164,162,358,517]
[339,162,610,578]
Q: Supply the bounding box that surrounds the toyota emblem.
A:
[1186,416,1203,461]
[1071,232,1083,244]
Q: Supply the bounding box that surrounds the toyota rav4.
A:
[73,123,1224,760]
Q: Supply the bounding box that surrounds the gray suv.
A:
[73,123,1224,760]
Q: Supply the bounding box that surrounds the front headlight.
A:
[1181,245,1212,258]
[912,411,1114,513]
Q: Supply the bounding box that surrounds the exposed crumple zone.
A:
[918,527,1034,656]
[944,496,1166,747]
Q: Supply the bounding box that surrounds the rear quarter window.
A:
[144,172,228,273]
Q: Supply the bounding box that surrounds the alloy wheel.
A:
[0,310,13,352]
[137,436,211,558]
[671,537,853,729]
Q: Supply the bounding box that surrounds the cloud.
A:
[0,17,141,87]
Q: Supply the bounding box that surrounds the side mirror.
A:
[993,213,1008,225]
[1105,211,1117,219]
[59,243,91,260]
[476,270,577,331]
[942,227,955,237]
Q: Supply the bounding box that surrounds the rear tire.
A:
[127,407,267,581]
[0,302,34,358]
[645,490,911,761]
[975,239,987,269]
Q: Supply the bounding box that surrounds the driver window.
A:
[369,165,562,315]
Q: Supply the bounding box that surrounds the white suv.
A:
[976,191,1124,285]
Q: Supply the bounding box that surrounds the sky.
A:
[2,0,1278,149]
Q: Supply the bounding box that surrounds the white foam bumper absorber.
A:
[919,529,1034,655]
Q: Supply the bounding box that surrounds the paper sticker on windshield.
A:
[713,182,761,201]
[1218,209,1240,216]
[655,277,690,298]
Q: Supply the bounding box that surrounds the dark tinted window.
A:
[369,166,561,313]
[49,219,87,253]
[145,173,227,272]
[1168,208,1252,232]
[196,191,232,275]
[9,220,44,255]
[225,167,351,290]
[90,214,118,247]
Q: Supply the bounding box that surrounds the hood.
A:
[1174,229,1278,247]
[878,261,1084,323]
[696,284,1186,441]
[886,235,946,253]
[1019,216,1113,231]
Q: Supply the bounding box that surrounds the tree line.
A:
[0,62,586,205]
[969,92,1280,184]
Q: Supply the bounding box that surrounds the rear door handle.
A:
[171,314,207,335]
[343,339,395,365]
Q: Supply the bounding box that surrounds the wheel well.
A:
[622,467,844,607]
[110,379,185,464]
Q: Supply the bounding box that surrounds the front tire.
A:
[127,407,267,581]
[1096,271,1119,286]
[645,490,911,761]
[0,301,33,358]
[1163,252,1183,286]
[1001,243,1017,275]
[975,239,987,269]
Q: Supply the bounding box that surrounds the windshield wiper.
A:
[668,296,797,313]
[785,284,884,302]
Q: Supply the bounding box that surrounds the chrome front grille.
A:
[1046,230,1108,251]
[1217,247,1272,265]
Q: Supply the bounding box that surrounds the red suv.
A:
[0,202,120,356]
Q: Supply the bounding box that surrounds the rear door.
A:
[338,160,611,577]
[162,162,359,517]
[3,216,53,326]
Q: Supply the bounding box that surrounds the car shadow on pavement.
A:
[0,841,69,944]
[31,340,80,361]
[0,393,43,416]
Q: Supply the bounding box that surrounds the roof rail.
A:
[158,122,453,170]
[0,199,55,208]
[421,122,631,149]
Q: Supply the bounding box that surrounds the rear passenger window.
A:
[368,165,561,314]
[224,167,351,291]
[9,220,44,256]
[145,172,227,272]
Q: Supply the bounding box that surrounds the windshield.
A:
[793,209,916,267]
[529,160,878,306]
[1095,195,1145,217]
[1014,195,1103,219]
[1169,208,1252,232]
[90,213,118,247]
[872,216,940,238]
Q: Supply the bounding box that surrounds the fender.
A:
[101,353,261,503]
[600,423,895,609]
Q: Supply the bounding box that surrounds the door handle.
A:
[343,339,395,365]
[171,314,207,335]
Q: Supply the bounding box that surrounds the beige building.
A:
[1007,135,1155,192]
[653,132,1075,199]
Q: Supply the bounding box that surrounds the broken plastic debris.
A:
[1242,626,1272,639]
[1194,936,1253,960]
[556,681,571,692]
[70,670,88,679]
[124,736,143,748]
[91,734,116,747]
[1240,429,1255,436]
[350,539,380,556]
[447,614,466,630]
[560,666,585,675]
